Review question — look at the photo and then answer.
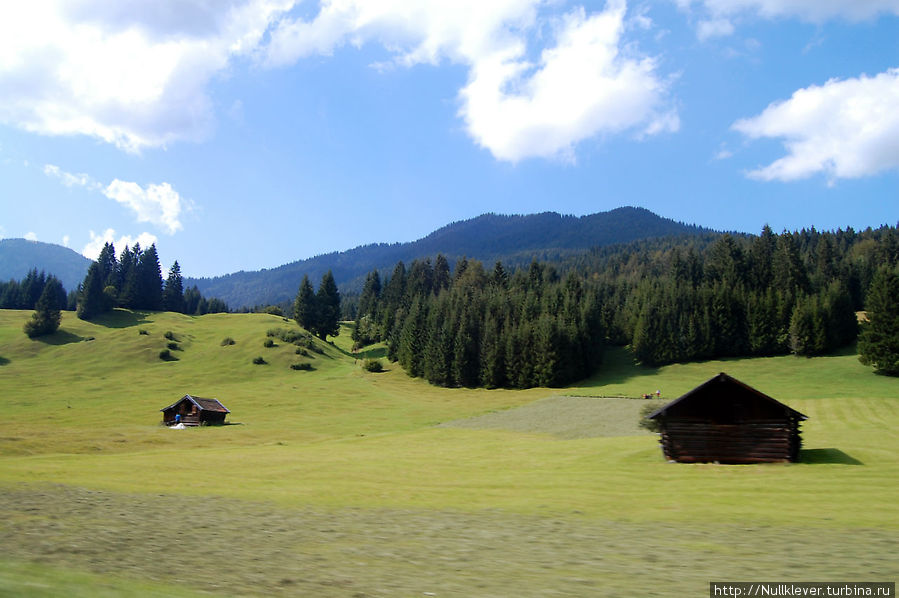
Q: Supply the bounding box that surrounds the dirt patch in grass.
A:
[439,396,656,439]
[1,484,895,598]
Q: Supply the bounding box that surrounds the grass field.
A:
[1,309,897,597]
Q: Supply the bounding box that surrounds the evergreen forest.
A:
[353,225,899,388]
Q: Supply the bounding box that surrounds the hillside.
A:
[0,309,896,596]
[187,206,712,308]
[0,238,91,292]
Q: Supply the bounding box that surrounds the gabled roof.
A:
[160,394,230,413]
[647,372,807,420]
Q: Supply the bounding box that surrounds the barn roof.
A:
[647,372,807,421]
[160,394,230,413]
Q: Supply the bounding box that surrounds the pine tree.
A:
[397,295,426,377]
[858,267,899,375]
[77,262,107,320]
[138,244,164,310]
[163,261,185,313]
[315,271,341,340]
[433,254,451,293]
[118,244,139,308]
[24,276,63,338]
[293,275,317,332]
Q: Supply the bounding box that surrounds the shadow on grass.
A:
[800,448,863,465]
[358,346,387,360]
[92,309,151,329]
[36,330,88,346]
[0,356,9,366]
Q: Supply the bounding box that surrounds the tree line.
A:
[1,269,72,311]
[77,242,228,320]
[352,255,603,388]
[351,224,898,386]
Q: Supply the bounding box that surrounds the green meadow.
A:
[1,309,897,597]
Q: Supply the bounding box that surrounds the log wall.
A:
[659,418,802,464]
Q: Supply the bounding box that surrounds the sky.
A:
[0,0,897,278]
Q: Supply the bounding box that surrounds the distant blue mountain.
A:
[186,207,714,309]
[0,238,92,292]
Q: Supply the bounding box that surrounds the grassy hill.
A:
[0,309,896,597]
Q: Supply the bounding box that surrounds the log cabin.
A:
[646,373,806,464]
[161,395,230,426]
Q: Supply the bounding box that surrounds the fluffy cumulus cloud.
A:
[265,0,677,161]
[103,180,186,235]
[676,0,899,38]
[43,164,187,233]
[732,68,899,182]
[1,1,675,161]
[82,229,158,261]
[25,232,38,241]
[0,0,292,152]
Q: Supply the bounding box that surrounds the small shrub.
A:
[159,349,178,361]
[138,329,149,336]
[363,358,383,373]
[268,328,314,345]
[167,341,180,351]
[295,347,309,356]
[290,362,313,371]
[164,331,176,341]
[221,337,236,346]
[263,338,275,348]
[252,356,267,365]
[638,401,663,433]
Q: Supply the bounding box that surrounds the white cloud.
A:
[43,163,187,234]
[103,180,186,235]
[264,0,676,162]
[677,0,899,38]
[43,164,100,190]
[82,228,158,261]
[62,235,70,247]
[1,1,675,161]
[0,0,293,152]
[696,18,734,40]
[25,231,38,241]
[732,68,899,182]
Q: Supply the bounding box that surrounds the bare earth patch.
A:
[439,396,655,439]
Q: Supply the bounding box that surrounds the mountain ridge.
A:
[0,238,93,292]
[186,207,713,308]
[0,207,715,308]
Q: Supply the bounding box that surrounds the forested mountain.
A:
[0,239,91,292]
[188,207,709,308]
[353,224,899,388]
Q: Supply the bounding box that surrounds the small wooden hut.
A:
[647,373,806,464]
[161,395,230,426]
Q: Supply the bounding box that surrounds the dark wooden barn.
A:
[161,395,230,426]
[647,373,806,464]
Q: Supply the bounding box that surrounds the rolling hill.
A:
[186,206,713,308]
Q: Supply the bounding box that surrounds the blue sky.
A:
[1,0,897,278]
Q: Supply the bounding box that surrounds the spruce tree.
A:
[315,271,341,341]
[433,254,451,293]
[163,261,185,313]
[138,244,164,310]
[77,263,106,320]
[24,276,63,338]
[858,267,899,375]
[293,275,317,332]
